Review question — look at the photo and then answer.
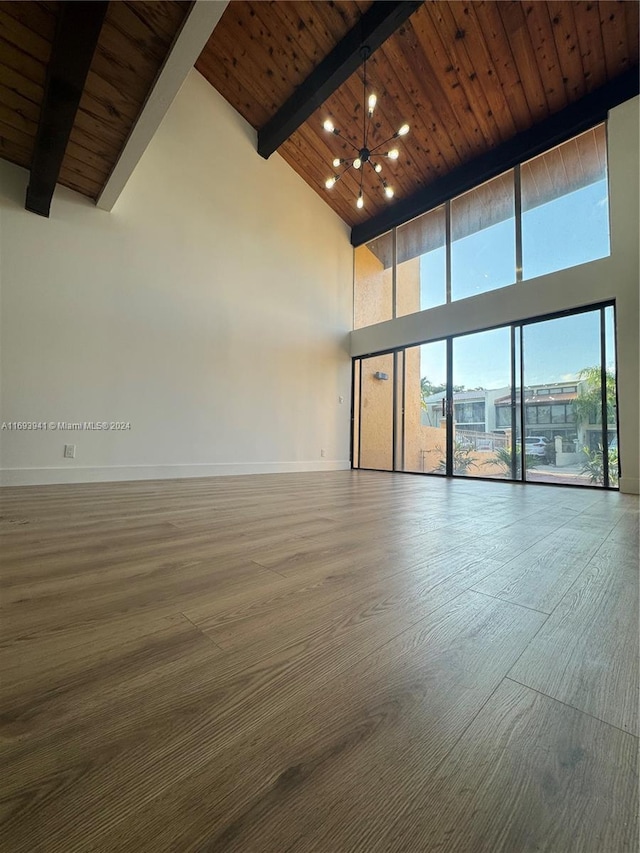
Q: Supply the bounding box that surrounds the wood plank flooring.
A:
[0,471,637,852]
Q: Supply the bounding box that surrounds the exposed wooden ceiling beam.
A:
[351,68,640,247]
[25,1,108,217]
[96,1,229,213]
[257,0,423,160]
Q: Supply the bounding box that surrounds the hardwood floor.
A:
[0,471,637,852]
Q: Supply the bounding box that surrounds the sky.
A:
[417,179,613,390]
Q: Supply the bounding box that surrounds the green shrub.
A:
[433,440,477,475]
[581,445,619,486]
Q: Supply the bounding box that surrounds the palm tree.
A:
[573,367,619,485]
[581,444,620,486]
[420,376,445,410]
[433,441,476,475]
[420,377,465,411]
[484,444,538,478]
[572,366,617,426]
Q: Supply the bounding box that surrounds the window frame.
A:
[353,123,610,330]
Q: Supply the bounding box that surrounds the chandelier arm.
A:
[370,133,398,154]
[365,101,375,149]
[328,161,355,189]
[334,132,361,152]
[369,159,386,186]
[345,162,357,179]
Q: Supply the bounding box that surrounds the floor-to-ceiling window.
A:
[351,123,619,488]
[352,304,619,489]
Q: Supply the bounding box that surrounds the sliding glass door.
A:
[522,306,618,487]
[402,340,448,475]
[352,303,619,489]
[451,326,518,480]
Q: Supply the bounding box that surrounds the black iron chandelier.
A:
[323,45,410,210]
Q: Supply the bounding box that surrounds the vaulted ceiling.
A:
[0,1,189,199]
[199,0,638,230]
[0,1,637,229]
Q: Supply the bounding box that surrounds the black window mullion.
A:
[519,326,527,482]
[392,351,398,471]
[446,338,453,476]
[600,307,609,488]
[350,358,356,468]
[357,359,363,470]
[401,350,406,472]
[445,200,452,304]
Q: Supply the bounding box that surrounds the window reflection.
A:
[451,171,516,301]
[522,124,610,279]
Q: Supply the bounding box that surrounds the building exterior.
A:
[421,379,616,460]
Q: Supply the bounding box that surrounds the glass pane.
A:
[402,340,447,474]
[523,310,601,486]
[522,124,610,280]
[396,206,446,316]
[358,353,394,470]
[451,170,515,301]
[496,407,511,428]
[537,405,551,423]
[605,306,619,487]
[451,326,516,479]
[354,232,393,329]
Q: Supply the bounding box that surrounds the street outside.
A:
[526,460,597,486]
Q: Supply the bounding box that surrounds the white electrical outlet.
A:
[64,444,76,459]
[320,448,326,457]
[339,396,344,404]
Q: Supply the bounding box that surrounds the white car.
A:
[523,436,551,457]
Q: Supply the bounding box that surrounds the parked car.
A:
[522,436,551,458]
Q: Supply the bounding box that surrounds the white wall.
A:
[351,97,640,494]
[0,70,353,485]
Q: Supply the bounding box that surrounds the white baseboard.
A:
[4,463,636,492]
[619,476,640,495]
[0,460,351,487]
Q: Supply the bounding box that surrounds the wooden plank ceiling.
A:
[0,0,189,200]
[199,0,639,228]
